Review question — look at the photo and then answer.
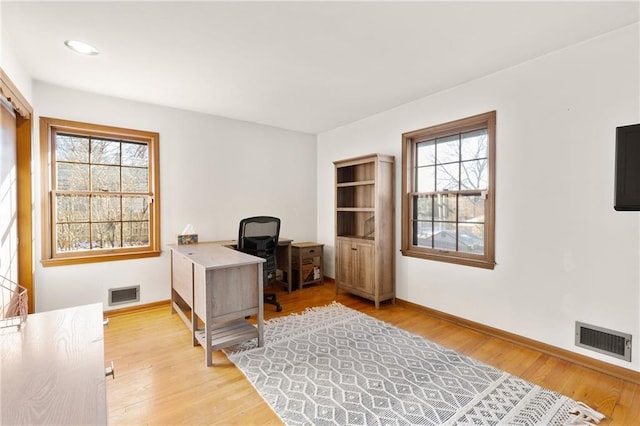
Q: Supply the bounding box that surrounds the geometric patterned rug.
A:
[225,302,602,425]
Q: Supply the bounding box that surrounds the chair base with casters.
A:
[237,216,283,312]
[264,286,282,312]
[263,266,282,312]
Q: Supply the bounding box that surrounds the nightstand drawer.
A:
[299,246,320,259]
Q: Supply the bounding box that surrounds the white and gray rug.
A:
[225,302,601,425]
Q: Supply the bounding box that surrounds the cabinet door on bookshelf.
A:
[336,239,374,295]
[353,241,374,294]
[336,239,355,289]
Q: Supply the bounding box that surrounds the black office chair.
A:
[237,216,283,312]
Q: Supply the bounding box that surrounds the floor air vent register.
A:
[575,321,632,362]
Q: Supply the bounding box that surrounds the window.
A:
[40,117,160,266]
[401,111,495,269]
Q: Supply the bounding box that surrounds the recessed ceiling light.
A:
[64,40,99,56]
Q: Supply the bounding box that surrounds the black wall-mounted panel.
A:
[614,123,640,211]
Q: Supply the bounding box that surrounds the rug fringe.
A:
[565,401,605,425]
[263,301,351,326]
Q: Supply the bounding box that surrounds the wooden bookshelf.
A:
[334,154,395,308]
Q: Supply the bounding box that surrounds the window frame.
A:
[40,117,161,266]
[401,111,496,269]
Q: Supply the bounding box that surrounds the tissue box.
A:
[177,234,198,245]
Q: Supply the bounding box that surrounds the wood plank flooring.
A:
[104,282,639,425]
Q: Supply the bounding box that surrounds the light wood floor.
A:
[104,282,639,425]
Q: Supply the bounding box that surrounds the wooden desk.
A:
[169,243,265,366]
[0,303,107,425]
[213,238,293,293]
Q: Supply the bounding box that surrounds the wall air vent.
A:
[108,285,140,306]
[575,321,631,362]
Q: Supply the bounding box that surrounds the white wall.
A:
[318,24,640,371]
[33,82,317,312]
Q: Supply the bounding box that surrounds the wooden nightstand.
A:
[291,242,324,289]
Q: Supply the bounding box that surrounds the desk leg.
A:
[204,317,213,367]
[257,263,264,348]
[192,312,199,347]
[276,242,292,294]
[204,279,214,366]
[286,245,292,294]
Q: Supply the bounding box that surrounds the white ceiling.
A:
[2,1,639,134]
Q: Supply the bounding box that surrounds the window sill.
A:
[401,248,495,270]
[41,250,161,267]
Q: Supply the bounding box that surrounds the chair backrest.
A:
[237,216,281,275]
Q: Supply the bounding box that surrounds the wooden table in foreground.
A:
[169,242,265,366]
[0,303,107,425]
